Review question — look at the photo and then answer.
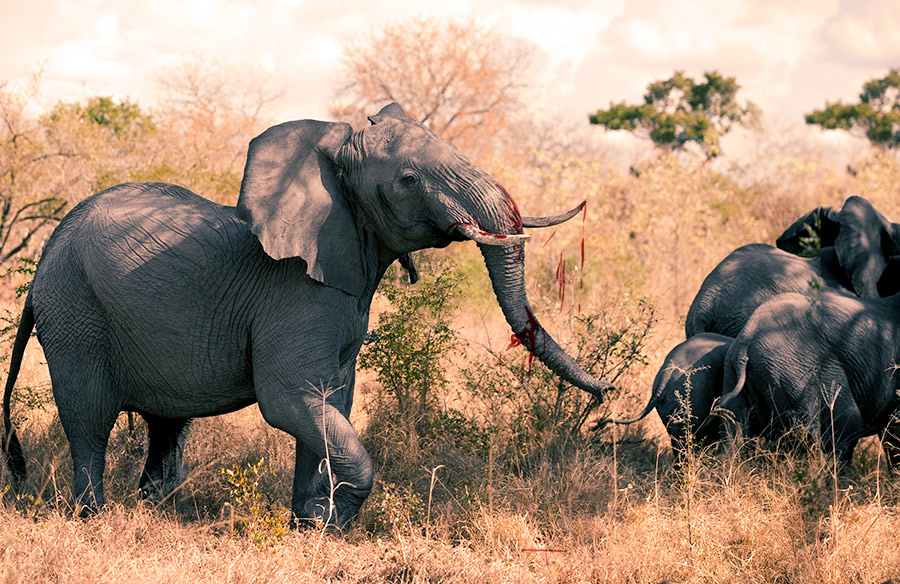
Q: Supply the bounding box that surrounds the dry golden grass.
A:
[2,428,900,582]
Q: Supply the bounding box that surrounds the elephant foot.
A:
[139,471,184,505]
[139,478,166,504]
[291,493,364,532]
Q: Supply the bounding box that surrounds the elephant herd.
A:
[2,99,898,532]
[617,196,900,467]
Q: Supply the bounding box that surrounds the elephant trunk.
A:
[479,242,612,400]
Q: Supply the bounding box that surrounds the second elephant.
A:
[685,196,900,339]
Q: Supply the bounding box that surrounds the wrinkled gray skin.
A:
[608,333,731,455]
[1,103,610,528]
[715,289,900,466]
[685,196,900,339]
[684,244,850,338]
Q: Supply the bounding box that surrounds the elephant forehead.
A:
[362,120,448,158]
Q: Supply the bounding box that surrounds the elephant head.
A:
[776,196,900,297]
[235,103,611,399]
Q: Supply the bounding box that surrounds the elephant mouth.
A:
[446,221,530,246]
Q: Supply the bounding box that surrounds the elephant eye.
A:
[399,173,419,188]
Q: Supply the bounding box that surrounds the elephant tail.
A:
[3,293,32,491]
[593,366,671,428]
[700,345,749,434]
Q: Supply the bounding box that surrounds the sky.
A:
[3,0,900,153]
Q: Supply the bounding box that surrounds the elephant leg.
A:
[290,440,332,528]
[52,370,120,516]
[258,392,374,530]
[881,420,900,469]
[820,399,864,467]
[139,415,192,504]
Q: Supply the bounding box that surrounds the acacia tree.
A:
[329,17,533,163]
[806,69,900,150]
[589,71,759,160]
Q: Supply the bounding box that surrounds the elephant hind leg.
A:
[54,381,121,516]
[139,415,192,504]
[820,399,864,467]
[42,338,121,516]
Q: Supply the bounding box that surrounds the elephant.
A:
[604,333,731,455]
[712,288,900,466]
[1,103,611,528]
[684,196,900,339]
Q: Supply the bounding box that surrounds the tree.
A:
[329,17,533,163]
[0,78,71,266]
[589,71,759,159]
[155,54,283,126]
[806,69,900,150]
[51,96,155,138]
[151,55,284,203]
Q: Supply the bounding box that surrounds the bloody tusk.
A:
[521,201,586,228]
[453,224,530,246]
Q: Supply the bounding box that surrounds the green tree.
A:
[589,71,759,159]
[806,69,900,150]
[51,95,155,138]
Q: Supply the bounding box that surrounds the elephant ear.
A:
[236,119,369,297]
[367,102,407,125]
[835,195,900,298]
[776,206,841,254]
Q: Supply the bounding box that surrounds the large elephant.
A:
[604,333,731,455]
[713,288,900,465]
[685,196,900,339]
[0,103,610,528]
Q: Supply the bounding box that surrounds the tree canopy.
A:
[589,71,759,159]
[329,17,533,163]
[50,95,155,138]
[806,69,900,150]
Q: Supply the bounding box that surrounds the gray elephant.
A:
[1,103,610,528]
[685,196,900,339]
[714,288,900,466]
[606,333,731,455]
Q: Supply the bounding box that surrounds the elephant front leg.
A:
[139,415,192,504]
[259,393,374,530]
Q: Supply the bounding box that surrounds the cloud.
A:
[559,0,855,125]
[817,0,900,67]
[4,0,900,137]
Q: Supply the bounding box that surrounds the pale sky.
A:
[3,0,900,144]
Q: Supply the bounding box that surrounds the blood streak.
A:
[555,252,566,310]
[495,183,523,232]
[542,230,557,248]
[515,306,545,355]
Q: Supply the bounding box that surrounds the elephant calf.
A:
[610,333,731,454]
[716,289,900,466]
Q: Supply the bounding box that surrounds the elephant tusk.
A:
[453,224,530,246]
[521,200,586,228]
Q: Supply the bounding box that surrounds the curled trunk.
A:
[479,242,612,399]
